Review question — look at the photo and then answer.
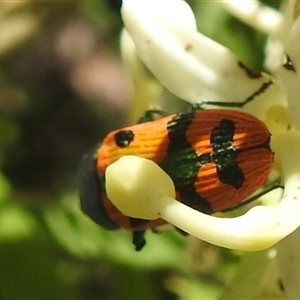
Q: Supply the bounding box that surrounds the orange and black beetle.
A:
[79,108,273,250]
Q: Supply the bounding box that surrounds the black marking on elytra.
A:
[166,111,195,151]
[216,159,245,188]
[160,114,262,213]
[210,119,245,188]
[114,130,134,148]
[177,182,214,214]
[283,54,296,72]
[160,112,214,214]
[238,61,262,78]
[210,119,235,145]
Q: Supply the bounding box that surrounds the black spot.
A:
[161,112,213,214]
[210,119,235,145]
[167,112,194,151]
[283,54,296,72]
[238,61,262,78]
[210,119,245,189]
[114,130,134,147]
[216,162,245,188]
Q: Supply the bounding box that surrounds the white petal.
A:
[106,155,175,220]
[121,0,280,109]
[277,228,300,299]
[106,154,300,251]
[223,0,282,35]
[120,30,163,124]
[277,17,300,129]
[122,0,197,32]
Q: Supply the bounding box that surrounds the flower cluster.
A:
[106,0,300,253]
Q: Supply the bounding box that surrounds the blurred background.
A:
[0,0,282,299]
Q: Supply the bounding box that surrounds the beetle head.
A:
[78,144,118,229]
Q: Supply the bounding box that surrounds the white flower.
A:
[106,0,300,254]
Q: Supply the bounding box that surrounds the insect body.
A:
[79,108,273,250]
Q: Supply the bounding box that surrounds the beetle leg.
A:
[190,102,205,111]
[174,227,189,236]
[138,109,168,123]
[132,230,147,251]
[222,183,283,213]
[195,80,273,109]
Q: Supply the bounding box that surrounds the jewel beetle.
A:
[79,108,274,250]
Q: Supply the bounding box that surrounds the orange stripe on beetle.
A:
[97,115,174,175]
